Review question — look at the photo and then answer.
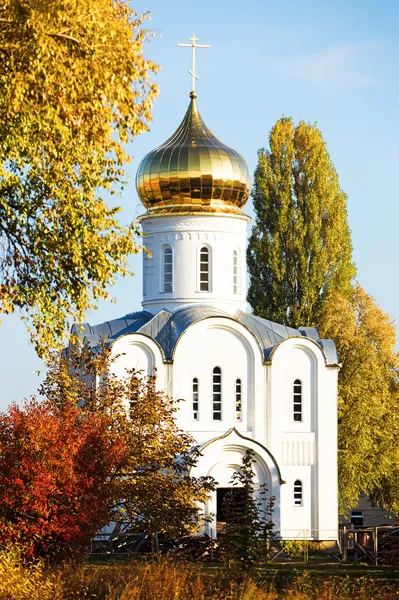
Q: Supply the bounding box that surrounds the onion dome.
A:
[135,92,251,215]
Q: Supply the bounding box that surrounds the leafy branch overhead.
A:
[0,0,159,356]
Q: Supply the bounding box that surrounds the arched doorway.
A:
[191,428,283,537]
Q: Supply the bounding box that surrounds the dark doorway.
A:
[216,487,246,524]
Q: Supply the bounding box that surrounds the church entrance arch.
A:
[190,428,283,537]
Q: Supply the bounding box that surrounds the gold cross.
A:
[177,34,211,93]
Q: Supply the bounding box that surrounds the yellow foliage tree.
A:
[0,0,158,356]
[319,284,399,513]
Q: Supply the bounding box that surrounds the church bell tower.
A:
[135,36,252,316]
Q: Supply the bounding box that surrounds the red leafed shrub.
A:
[0,399,128,561]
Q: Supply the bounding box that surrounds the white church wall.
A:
[315,365,339,540]
[271,341,317,438]
[103,325,338,540]
[172,317,264,445]
[267,337,338,540]
[279,466,313,538]
[140,213,250,315]
[109,333,165,390]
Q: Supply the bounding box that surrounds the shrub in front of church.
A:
[65,344,215,549]
[279,540,321,558]
[0,344,215,561]
[0,395,129,562]
[219,449,275,578]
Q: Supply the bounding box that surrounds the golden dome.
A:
[136,93,251,215]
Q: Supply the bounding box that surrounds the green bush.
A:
[279,540,321,557]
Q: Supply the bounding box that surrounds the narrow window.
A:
[212,367,222,420]
[233,250,238,294]
[294,480,303,506]
[129,377,140,419]
[164,247,173,292]
[200,246,209,291]
[192,378,199,421]
[293,379,302,422]
[235,378,242,420]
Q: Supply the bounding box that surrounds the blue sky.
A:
[1,0,398,409]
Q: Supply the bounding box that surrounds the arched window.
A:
[233,249,239,294]
[199,246,210,291]
[163,246,173,293]
[294,480,303,506]
[235,378,242,420]
[293,379,302,422]
[212,367,222,420]
[192,378,199,421]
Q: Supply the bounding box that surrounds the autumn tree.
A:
[247,117,355,328]
[319,284,399,513]
[0,398,129,562]
[0,0,158,356]
[42,345,215,552]
[116,373,215,551]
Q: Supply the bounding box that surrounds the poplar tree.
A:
[248,118,399,515]
[247,117,355,328]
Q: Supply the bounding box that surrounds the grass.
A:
[2,549,399,599]
[257,561,399,582]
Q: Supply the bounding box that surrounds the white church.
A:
[76,58,339,541]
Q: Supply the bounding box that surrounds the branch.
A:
[47,33,80,45]
[0,20,79,45]
[345,353,373,384]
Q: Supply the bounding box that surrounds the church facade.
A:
[77,90,339,541]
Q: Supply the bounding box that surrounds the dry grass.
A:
[0,547,55,600]
[0,549,398,599]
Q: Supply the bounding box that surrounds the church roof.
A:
[72,306,338,366]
